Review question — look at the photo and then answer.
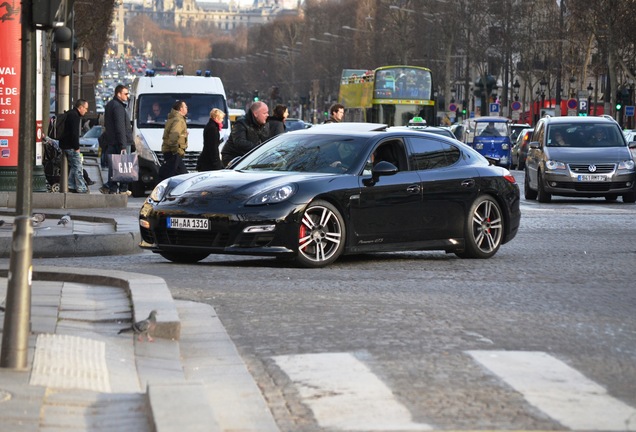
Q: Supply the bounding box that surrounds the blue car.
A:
[470,117,512,168]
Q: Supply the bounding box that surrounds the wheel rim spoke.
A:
[473,200,502,253]
[298,206,342,262]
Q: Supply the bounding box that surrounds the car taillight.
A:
[504,174,516,184]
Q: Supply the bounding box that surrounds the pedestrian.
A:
[59,99,89,193]
[221,101,270,166]
[196,108,225,171]
[100,84,134,195]
[158,100,189,181]
[323,103,345,124]
[267,104,288,138]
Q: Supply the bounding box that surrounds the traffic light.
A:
[253,90,259,102]
[461,100,467,116]
[616,90,624,111]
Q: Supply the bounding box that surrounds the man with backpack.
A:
[59,99,90,193]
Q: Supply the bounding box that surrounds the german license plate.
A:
[577,175,606,182]
[167,217,209,230]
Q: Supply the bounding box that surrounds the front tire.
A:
[622,191,636,203]
[295,200,345,268]
[159,251,209,263]
[537,171,552,203]
[455,195,504,259]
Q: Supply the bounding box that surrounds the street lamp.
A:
[513,78,520,102]
[540,78,547,117]
[569,75,577,98]
[587,82,594,116]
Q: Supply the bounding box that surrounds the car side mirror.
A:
[363,161,398,186]
[529,141,540,149]
[629,141,636,149]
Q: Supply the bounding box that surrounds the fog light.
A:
[243,225,275,233]
[139,219,150,229]
[550,182,557,187]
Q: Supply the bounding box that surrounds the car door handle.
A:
[406,184,421,193]
[461,179,475,188]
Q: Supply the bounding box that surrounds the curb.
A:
[0,212,141,259]
[0,266,180,340]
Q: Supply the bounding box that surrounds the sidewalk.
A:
[0,194,280,430]
[0,268,279,431]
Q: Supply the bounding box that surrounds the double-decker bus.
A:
[338,65,436,126]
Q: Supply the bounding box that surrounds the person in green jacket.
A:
[159,100,189,181]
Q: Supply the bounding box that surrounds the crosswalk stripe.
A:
[468,350,636,431]
[273,352,433,431]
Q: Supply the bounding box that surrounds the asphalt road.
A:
[19,171,636,430]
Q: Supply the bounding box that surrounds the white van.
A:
[127,73,229,196]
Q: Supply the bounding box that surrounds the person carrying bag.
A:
[109,150,139,183]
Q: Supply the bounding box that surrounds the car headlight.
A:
[501,143,509,150]
[246,184,297,206]
[135,134,160,165]
[474,143,484,149]
[148,179,170,202]
[618,159,635,170]
[545,159,566,170]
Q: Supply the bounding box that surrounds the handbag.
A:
[109,152,139,182]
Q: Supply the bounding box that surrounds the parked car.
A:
[524,116,636,203]
[511,128,533,170]
[286,118,312,131]
[79,125,104,156]
[139,123,521,267]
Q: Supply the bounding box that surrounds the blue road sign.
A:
[626,106,635,117]
[489,103,500,114]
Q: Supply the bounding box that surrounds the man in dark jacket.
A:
[100,84,134,195]
[221,101,270,166]
[323,103,345,124]
[59,99,89,193]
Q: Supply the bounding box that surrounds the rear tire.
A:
[537,171,552,203]
[159,251,209,263]
[455,195,504,259]
[524,169,537,200]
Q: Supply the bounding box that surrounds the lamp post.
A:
[587,82,593,116]
[540,78,547,118]
[569,75,577,98]
[513,79,520,102]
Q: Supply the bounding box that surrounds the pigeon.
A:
[31,213,46,227]
[118,310,158,342]
[57,214,71,227]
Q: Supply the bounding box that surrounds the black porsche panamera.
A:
[139,123,521,268]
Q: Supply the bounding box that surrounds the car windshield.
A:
[136,94,228,129]
[83,126,103,138]
[475,121,508,137]
[233,134,369,173]
[547,124,626,148]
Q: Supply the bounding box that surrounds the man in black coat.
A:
[100,84,134,195]
[221,101,270,166]
[59,99,89,193]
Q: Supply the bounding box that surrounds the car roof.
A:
[473,116,509,123]
[310,122,387,132]
[291,122,465,143]
[540,115,619,125]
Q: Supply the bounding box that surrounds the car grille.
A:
[156,151,201,171]
[156,228,230,247]
[569,163,615,174]
[552,181,630,192]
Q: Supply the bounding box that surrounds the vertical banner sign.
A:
[0,1,21,167]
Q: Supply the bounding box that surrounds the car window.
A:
[408,137,460,170]
[234,134,369,173]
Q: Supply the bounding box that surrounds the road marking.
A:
[273,352,433,431]
[468,350,636,431]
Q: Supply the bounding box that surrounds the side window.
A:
[534,122,545,146]
[372,140,409,171]
[408,137,460,170]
